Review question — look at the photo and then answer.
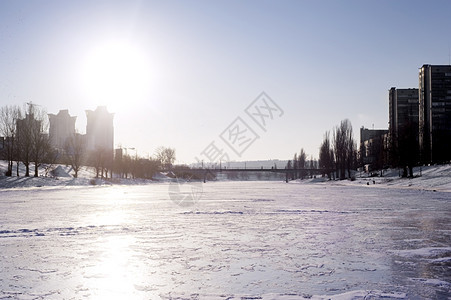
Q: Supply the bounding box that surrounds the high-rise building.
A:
[16,113,41,141]
[418,65,451,163]
[388,88,420,167]
[359,127,389,170]
[360,127,388,145]
[388,87,419,142]
[85,106,114,155]
[48,109,76,150]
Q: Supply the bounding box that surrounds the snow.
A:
[1,160,451,192]
[161,290,407,299]
[49,165,71,177]
[0,163,450,298]
[340,164,451,192]
[0,161,168,189]
[410,278,450,288]
[389,247,451,259]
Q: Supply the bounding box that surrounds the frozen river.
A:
[0,181,450,299]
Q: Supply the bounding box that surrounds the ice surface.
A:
[0,181,450,299]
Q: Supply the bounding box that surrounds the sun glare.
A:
[81,40,152,112]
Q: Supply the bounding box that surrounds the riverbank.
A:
[1,161,451,192]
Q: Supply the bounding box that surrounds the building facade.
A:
[389,87,419,141]
[48,109,76,150]
[359,127,389,171]
[419,65,451,163]
[85,106,114,155]
[16,113,41,141]
[388,87,419,166]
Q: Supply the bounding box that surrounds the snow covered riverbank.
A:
[289,164,451,193]
[1,162,451,193]
[0,162,162,189]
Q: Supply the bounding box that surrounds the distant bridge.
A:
[172,168,325,183]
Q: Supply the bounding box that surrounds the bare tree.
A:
[30,107,51,177]
[0,105,21,176]
[43,148,59,177]
[293,153,298,180]
[285,159,292,182]
[16,105,36,177]
[286,159,292,170]
[64,133,85,178]
[319,131,334,179]
[118,154,133,179]
[333,124,344,179]
[298,148,306,179]
[89,147,108,178]
[155,146,176,170]
[308,155,316,178]
[333,119,356,180]
[116,154,160,180]
[346,124,357,179]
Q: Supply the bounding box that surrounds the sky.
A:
[1,0,450,164]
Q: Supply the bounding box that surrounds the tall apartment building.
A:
[48,109,76,150]
[16,113,42,141]
[85,106,114,156]
[388,87,419,142]
[418,65,451,163]
[359,127,389,170]
[360,127,389,145]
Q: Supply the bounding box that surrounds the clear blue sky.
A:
[1,0,450,164]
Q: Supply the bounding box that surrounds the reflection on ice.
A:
[0,182,449,298]
[85,236,139,299]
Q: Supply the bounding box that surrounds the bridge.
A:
[171,168,325,183]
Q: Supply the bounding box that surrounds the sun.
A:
[81,39,152,112]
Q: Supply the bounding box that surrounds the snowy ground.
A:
[0,179,450,299]
[343,164,451,193]
[1,160,451,192]
[0,162,162,189]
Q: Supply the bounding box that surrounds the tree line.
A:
[286,119,358,181]
[0,104,176,179]
[285,148,319,180]
[0,104,54,177]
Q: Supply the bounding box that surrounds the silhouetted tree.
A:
[319,131,334,179]
[132,157,161,179]
[31,128,51,177]
[64,133,85,178]
[0,105,21,176]
[346,126,357,179]
[122,155,132,178]
[156,146,176,170]
[43,148,59,177]
[333,119,356,180]
[308,156,316,178]
[293,153,298,180]
[16,105,39,177]
[90,147,108,178]
[29,107,51,177]
[285,160,292,182]
[398,121,418,177]
[286,160,292,170]
[298,148,306,179]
